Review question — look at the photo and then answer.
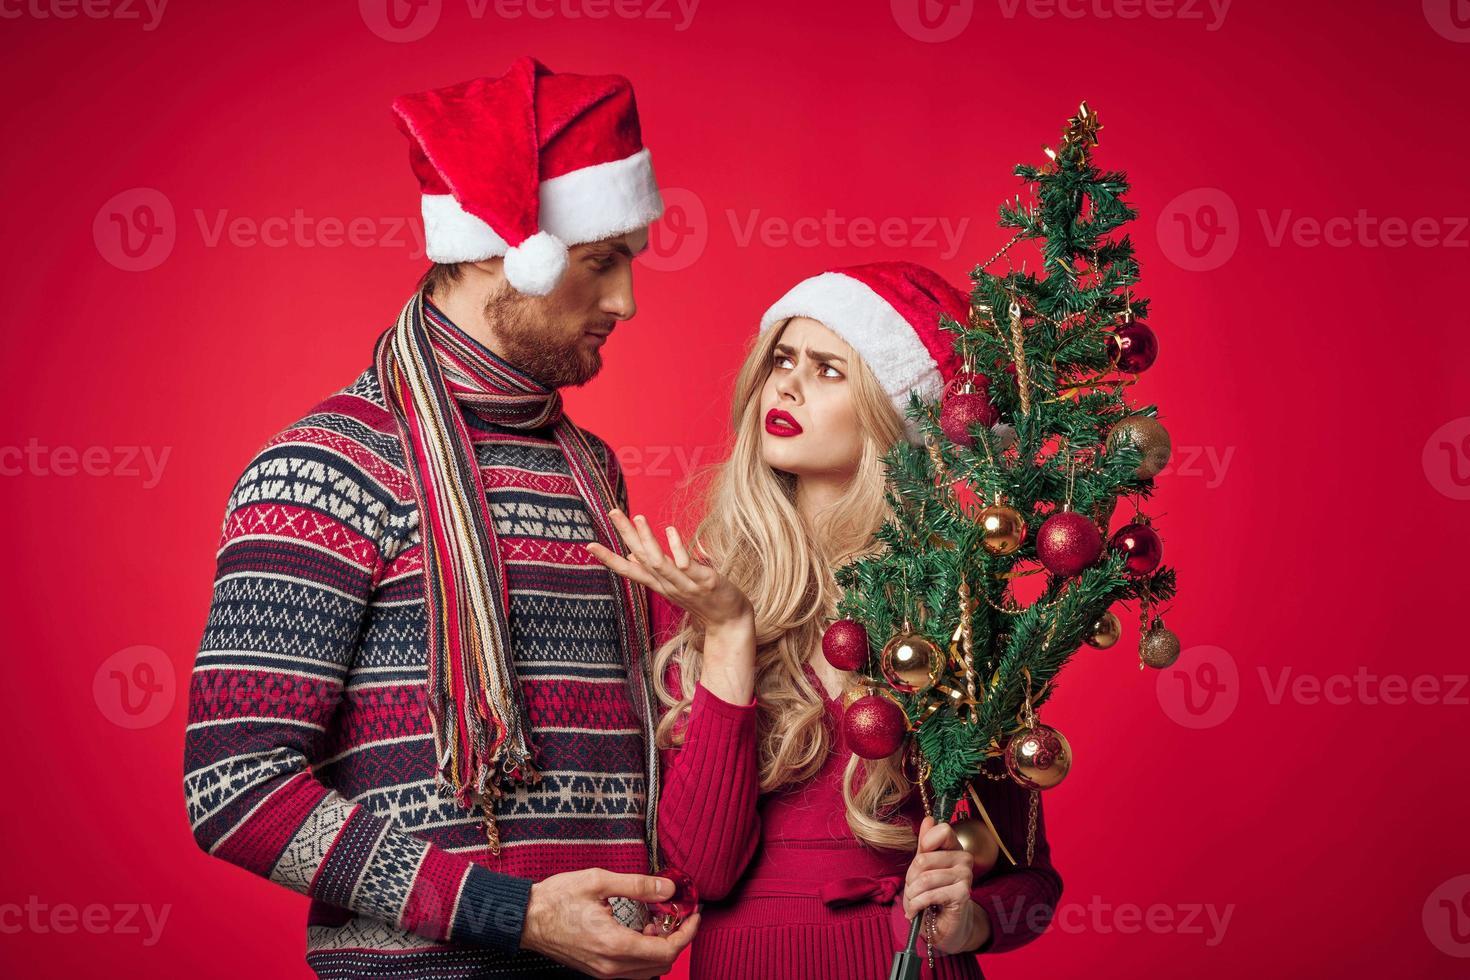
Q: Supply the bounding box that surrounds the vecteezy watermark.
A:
[1423,0,1470,43]
[359,0,698,42]
[727,209,971,260]
[1422,417,1470,501]
[890,0,1230,42]
[1157,187,1470,271]
[93,646,176,729]
[1424,874,1470,958]
[639,187,710,273]
[94,188,176,272]
[0,898,171,946]
[636,188,972,273]
[0,440,171,489]
[1155,644,1240,729]
[1151,444,1234,489]
[890,0,975,42]
[0,0,168,30]
[613,444,716,480]
[192,208,426,257]
[1257,210,1470,249]
[980,893,1235,947]
[995,0,1231,31]
[1156,188,1240,272]
[1158,646,1470,729]
[94,188,430,271]
[1259,667,1469,707]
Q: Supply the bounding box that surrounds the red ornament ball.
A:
[1037,511,1103,577]
[822,619,869,672]
[1105,320,1159,373]
[939,379,998,447]
[843,694,907,759]
[649,866,700,934]
[1110,522,1163,576]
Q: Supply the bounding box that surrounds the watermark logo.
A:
[1423,0,1470,43]
[613,443,716,479]
[1156,644,1238,729]
[1152,444,1235,489]
[996,0,1231,31]
[1424,875,1470,958]
[93,645,176,729]
[0,440,171,488]
[1422,417,1470,501]
[1259,666,1468,707]
[0,0,168,30]
[891,0,974,42]
[359,0,442,41]
[641,188,709,273]
[1157,187,1238,271]
[94,188,175,272]
[361,0,697,39]
[982,893,1234,946]
[0,898,171,946]
[727,209,970,259]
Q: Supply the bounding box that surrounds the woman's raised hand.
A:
[587,510,753,633]
[587,511,756,704]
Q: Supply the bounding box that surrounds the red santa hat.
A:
[758,262,969,442]
[392,56,663,296]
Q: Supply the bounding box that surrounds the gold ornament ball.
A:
[952,818,1000,875]
[1085,610,1122,649]
[1003,724,1072,790]
[978,504,1026,556]
[880,633,943,694]
[1139,624,1181,669]
[1107,415,1172,479]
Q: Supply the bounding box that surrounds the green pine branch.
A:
[833,105,1179,813]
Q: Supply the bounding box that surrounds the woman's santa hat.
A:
[759,262,969,442]
[393,56,664,296]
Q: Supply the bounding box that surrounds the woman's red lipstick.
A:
[765,408,802,437]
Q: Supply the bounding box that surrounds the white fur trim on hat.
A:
[759,272,944,434]
[419,147,664,268]
[503,231,569,296]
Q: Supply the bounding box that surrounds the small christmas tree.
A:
[828,102,1180,866]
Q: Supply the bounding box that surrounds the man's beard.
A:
[483,288,603,390]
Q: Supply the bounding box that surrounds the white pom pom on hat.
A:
[503,231,569,296]
[393,56,664,295]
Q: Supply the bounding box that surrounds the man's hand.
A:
[901,816,993,955]
[521,868,700,979]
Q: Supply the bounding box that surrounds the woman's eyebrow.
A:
[774,343,847,364]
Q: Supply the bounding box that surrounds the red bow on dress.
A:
[819,874,905,908]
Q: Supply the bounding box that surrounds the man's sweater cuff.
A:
[449,865,534,953]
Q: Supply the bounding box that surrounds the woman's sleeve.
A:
[967,775,1064,955]
[648,593,763,901]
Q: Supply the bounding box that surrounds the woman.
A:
[587,263,1063,978]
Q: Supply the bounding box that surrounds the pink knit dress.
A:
[654,638,1065,979]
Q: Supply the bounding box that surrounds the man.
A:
[183,57,698,979]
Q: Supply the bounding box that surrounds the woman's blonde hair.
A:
[653,317,919,851]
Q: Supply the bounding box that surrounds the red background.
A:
[3,1,1469,977]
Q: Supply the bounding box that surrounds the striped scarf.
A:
[373,290,660,861]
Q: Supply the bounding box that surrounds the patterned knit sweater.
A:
[185,303,651,979]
